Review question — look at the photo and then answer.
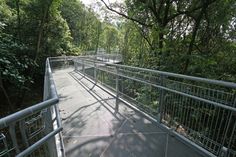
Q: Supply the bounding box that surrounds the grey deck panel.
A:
[53,68,204,157]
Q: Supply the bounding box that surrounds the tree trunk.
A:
[122,28,130,63]
[0,73,14,112]
[15,0,21,40]
[16,0,53,108]
[182,3,207,74]
[158,31,164,66]
[95,22,101,55]
[35,0,53,62]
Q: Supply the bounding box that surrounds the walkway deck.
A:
[53,67,204,157]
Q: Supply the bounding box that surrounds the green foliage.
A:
[46,12,73,55]
[0,32,36,88]
[116,0,236,81]
[0,0,235,113]
[100,24,119,53]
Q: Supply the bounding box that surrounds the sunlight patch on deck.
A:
[53,68,204,157]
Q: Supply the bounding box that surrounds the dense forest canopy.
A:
[0,0,235,114]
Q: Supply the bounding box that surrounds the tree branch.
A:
[100,0,152,27]
[168,0,217,22]
[135,24,154,50]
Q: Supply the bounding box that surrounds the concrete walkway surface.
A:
[53,68,204,157]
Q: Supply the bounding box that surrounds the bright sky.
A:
[80,0,124,24]
[80,0,93,6]
[81,0,121,7]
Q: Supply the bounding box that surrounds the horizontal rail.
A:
[16,127,63,157]
[0,57,66,157]
[108,63,236,88]
[74,57,236,157]
[94,65,236,112]
[76,57,236,88]
[0,98,58,128]
[75,59,236,111]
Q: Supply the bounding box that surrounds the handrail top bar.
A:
[74,57,236,89]
[16,127,63,157]
[48,54,122,60]
[46,58,59,98]
[109,63,236,89]
[94,65,236,112]
[0,97,58,128]
[0,58,59,128]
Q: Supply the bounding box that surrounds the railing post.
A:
[158,75,165,123]
[219,147,228,157]
[219,97,235,157]
[43,60,58,157]
[9,123,20,153]
[94,62,97,83]
[115,66,119,111]
[74,60,78,71]
[82,60,85,74]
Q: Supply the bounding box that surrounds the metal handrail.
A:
[77,59,236,112]
[0,59,58,128]
[0,98,58,128]
[73,57,236,157]
[1,54,235,157]
[16,128,62,157]
[77,57,236,88]
[0,58,64,157]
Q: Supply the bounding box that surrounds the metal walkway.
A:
[53,67,203,157]
[1,55,235,157]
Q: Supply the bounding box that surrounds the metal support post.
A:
[94,62,97,83]
[115,66,119,111]
[158,75,165,123]
[74,61,77,71]
[82,60,85,74]
[219,147,228,157]
[43,63,57,157]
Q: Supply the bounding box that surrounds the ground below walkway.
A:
[53,67,204,157]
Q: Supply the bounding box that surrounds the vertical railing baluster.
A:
[74,60,78,71]
[227,120,236,155]
[158,75,165,123]
[19,120,29,148]
[0,133,10,157]
[82,60,85,75]
[115,66,119,111]
[94,62,97,83]
[9,123,20,154]
[219,96,236,156]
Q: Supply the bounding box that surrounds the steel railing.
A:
[1,54,235,157]
[0,58,65,157]
[80,54,123,63]
[0,54,122,157]
[73,57,236,157]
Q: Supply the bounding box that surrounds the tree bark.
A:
[182,2,208,74]
[95,22,101,55]
[122,27,130,63]
[0,73,14,112]
[15,0,21,40]
[16,0,53,108]
[35,0,53,62]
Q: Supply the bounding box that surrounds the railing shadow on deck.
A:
[0,55,235,157]
[62,71,169,157]
[63,69,208,157]
[72,56,236,157]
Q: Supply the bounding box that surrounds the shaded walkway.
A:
[53,68,203,157]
